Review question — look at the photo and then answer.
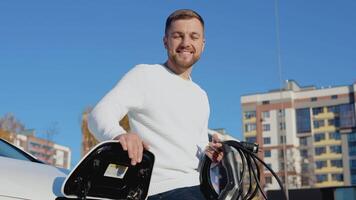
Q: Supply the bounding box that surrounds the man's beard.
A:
[170,54,200,69]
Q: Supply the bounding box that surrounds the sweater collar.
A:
[161,63,192,81]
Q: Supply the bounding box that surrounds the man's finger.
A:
[127,139,137,165]
[208,144,222,152]
[137,140,143,163]
[209,142,222,148]
[119,137,128,151]
[143,141,150,150]
[205,143,224,162]
[215,151,224,162]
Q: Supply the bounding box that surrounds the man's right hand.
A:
[113,133,149,166]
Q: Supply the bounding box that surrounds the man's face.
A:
[164,18,205,70]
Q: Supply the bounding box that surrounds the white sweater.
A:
[88,64,210,196]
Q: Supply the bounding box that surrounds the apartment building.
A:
[1,129,71,169]
[241,80,356,190]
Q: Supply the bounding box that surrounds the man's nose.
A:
[181,36,191,47]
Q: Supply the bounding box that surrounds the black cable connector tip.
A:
[240,141,259,154]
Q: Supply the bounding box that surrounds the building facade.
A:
[1,129,71,169]
[241,80,356,190]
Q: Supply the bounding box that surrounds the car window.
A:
[0,139,41,162]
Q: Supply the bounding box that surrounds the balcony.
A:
[243,117,256,123]
[315,181,344,188]
[244,130,257,137]
[314,139,342,146]
[313,125,336,133]
[315,166,343,174]
[314,152,342,160]
[314,112,336,120]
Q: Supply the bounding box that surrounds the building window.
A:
[246,137,256,143]
[315,147,326,155]
[296,108,311,133]
[263,137,271,144]
[29,142,41,148]
[264,150,271,157]
[329,132,341,140]
[328,118,340,127]
[352,174,356,185]
[348,132,356,142]
[278,109,285,117]
[279,162,286,171]
[265,163,272,170]
[330,145,342,154]
[265,176,272,184]
[280,135,286,144]
[314,133,325,142]
[311,97,318,102]
[351,160,356,185]
[262,111,270,119]
[262,100,270,105]
[349,159,356,168]
[331,160,343,168]
[300,137,308,146]
[350,145,356,156]
[339,104,356,128]
[244,111,256,119]
[312,107,323,115]
[302,176,310,186]
[349,133,356,156]
[300,149,308,157]
[331,174,343,181]
[313,120,325,129]
[279,122,286,130]
[262,124,270,131]
[244,123,256,132]
[316,174,328,183]
[327,105,340,113]
[315,160,327,169]
[302,163,309,171]
[331,95,338,99]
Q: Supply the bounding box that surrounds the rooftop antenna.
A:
[274,0,290,199]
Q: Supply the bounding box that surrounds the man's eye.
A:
[173,35,180,38]
[191,35,200,40]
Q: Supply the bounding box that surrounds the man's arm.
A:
[87,65,148,165]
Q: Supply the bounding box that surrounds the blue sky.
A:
[1,1,355,167]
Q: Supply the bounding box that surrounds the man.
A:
[88,9,222,200]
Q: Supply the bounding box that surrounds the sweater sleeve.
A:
[197,93,210,161]
[87,65,146,141]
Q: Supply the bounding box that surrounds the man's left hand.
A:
[205,133,224,162]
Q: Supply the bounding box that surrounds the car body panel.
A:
[0,156,68,199]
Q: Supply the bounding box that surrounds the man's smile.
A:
[176,48,195,57]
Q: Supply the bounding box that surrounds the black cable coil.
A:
[200,140,288,200]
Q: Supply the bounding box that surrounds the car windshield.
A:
[0,139,36,162]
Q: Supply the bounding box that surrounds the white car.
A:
[0,138,154,200]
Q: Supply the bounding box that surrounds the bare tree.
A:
[44,121,59,142]
[0,113,25,133]
[43,121,60,164]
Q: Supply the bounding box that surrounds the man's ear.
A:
[202,38,206,52]
[163,36,168,49]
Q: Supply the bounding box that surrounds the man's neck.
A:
[164,61,192,80]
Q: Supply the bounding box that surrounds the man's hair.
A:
[165,9,204,35]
